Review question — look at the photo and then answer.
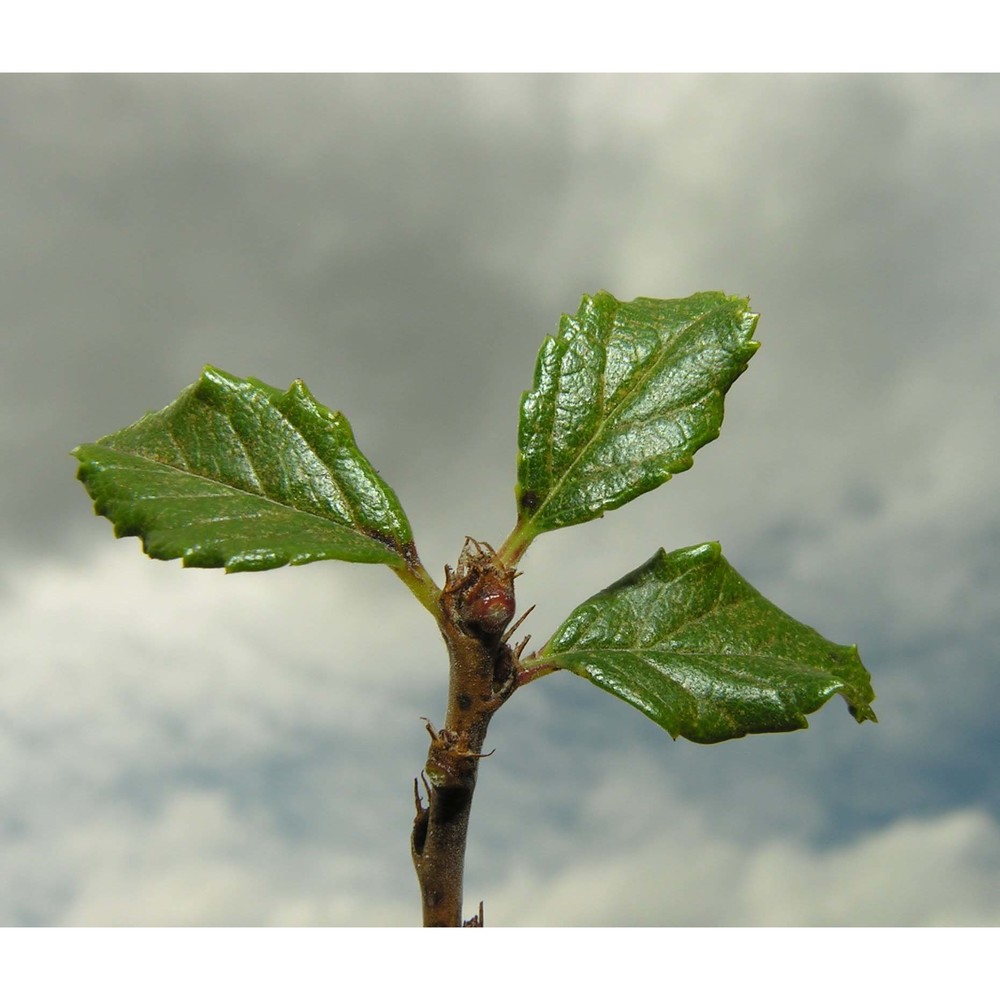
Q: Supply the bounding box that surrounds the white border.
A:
[2,2,998,72]
[1,927,995,997]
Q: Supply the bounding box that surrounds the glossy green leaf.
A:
[514,291,758,541]
[73,366,416,572]
[525,542,876,744]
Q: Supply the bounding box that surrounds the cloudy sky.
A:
[2,74,998,927]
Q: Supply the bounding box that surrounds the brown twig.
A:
[410,538,519,926]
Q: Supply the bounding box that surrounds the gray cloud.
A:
[2,74,998,925]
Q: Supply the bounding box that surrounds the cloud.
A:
[44,789,415,926]
[4,75,1000,926]
[3,543,998,926]
[484,771,1000,926]
[0,545,442,925]
[0,544,434,765]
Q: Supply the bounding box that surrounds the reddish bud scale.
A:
[462,583,516,635]
[445,538,517,637]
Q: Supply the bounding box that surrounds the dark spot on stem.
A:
[433,786,471,825]
[493,646,513,687]
[412,809,428,855]
[457,693,472,711]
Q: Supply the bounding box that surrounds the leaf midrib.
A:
[85,446,403,557]
[119,379,388,542]
[526,300,733,531]
[536,646,842,679]
[197,388,367,534]
[548,648,829,739]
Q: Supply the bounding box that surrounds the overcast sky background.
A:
[2,74,998,927]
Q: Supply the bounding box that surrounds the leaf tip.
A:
[737,302,761,349]
[199,363,231,384]
[851,703,879,724]
[286,376,312,401]
[194,364,243,405]
[678,540,723,562]
[846,680,878,724]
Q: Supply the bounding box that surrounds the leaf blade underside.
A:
[73,366,415,572]
[515,291,759,542]
[527,542,876,744]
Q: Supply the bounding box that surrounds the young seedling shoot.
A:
[73,290,877,927]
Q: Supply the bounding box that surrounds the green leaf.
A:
[514,291,758,542]
[73,366,416,572]
[525,542,876,744]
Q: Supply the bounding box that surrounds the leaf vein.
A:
[530,301,732,528]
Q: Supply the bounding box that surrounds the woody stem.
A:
[409,542,517,927]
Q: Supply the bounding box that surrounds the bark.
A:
[410,540,519,927]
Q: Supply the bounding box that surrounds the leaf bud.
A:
[444,538,516,637]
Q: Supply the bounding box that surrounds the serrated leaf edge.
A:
[72,365,417,572]
[515,292,759,538]
[525,541,876,742]
[73,445,410,572]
